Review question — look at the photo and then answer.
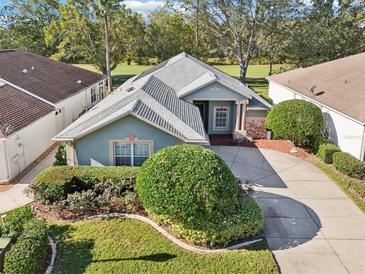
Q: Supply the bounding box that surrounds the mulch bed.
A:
[33,202,146,222]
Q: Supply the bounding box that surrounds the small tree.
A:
[54,144,67,166]
[265,99,324,146]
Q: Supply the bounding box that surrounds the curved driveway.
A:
[211,146,365,274]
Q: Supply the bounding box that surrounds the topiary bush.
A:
[136,144,264,247]
[30,166,138,205]
[151,195,263,247]
[265,99,324,147]
[332,152,365,180]
[317,143,341,164]
[136,144,238,226]
[3,219,48,274]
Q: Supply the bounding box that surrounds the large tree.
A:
[285,0,365,67]
[185,0,303,82]
[0,0,60,55]
[46,0,145,90]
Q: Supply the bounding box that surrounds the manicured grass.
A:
[74,63,274,98]
[50,218,278,274]
[313,161,365,213]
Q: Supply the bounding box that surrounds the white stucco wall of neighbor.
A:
[268,80,365,160]
[0,81,106,183]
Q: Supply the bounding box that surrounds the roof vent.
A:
[127,86,135,92]
[31,65,35,70]
[77,80,82,84]
[22,69,28,74]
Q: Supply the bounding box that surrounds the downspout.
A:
[360,125,365,161]
[2,139,11,182]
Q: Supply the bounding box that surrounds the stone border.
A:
[45,236,57,274]
[86,213,262,254]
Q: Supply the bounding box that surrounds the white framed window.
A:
[91,86,97,103]
[213,106,230,130]
[110,139,153,166]
[98,82,104,100]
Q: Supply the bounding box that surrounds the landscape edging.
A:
[45,236,57,274]
[86,213,262,254]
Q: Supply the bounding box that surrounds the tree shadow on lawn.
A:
[49,224,94,274]
[92,253,177,263]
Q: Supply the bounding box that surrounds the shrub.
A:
[66,190,98,212]
[317,143,341,164]
[151,195,263,247]
[333,152,365,180]
[124,191,138,212]
[0,206,33,239]
[4,219,48,274]
[30,166,138,204]
[136,144,238,226]
[310,135,331,153]
[54,144,67,166]
[265,100,324,146]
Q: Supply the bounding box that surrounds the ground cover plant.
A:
[136,144,263,247]
[49,218,278,274]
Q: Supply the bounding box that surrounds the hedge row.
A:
[0,206,33,239]
[332,152,365,180]
[4,220,48,274]
[317,143,341,164]
[31,166,139,204]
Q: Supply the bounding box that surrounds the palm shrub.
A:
[54,144,67,166]
[265,99,324,147]
[136,144,263,247]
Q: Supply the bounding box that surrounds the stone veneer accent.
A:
[245,118,268,139]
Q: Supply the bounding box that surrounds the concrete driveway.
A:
[211,146,365,274]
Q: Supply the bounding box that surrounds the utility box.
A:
[0,238,11,272]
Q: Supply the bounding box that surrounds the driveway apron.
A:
[211,146,365,274]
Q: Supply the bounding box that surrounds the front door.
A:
[193,101,209,131]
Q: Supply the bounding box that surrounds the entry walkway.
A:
[0,150,56,214]
[212,146,365,274]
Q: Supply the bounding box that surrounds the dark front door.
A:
[193,101,209,131]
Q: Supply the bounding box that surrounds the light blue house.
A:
[54,53,271,166]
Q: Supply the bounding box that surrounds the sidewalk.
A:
[0,150,56,214]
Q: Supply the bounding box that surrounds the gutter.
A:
[1,139,11,182]
[268,79,365,126]
[360,126,365,161]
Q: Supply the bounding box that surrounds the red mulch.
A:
[209,134,313,159]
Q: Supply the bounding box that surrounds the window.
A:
[214,106,229,130]
[112,140,153,166]
[98,82,104,100]
[91,86,97,103]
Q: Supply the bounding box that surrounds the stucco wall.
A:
[182,82,246,102]
[268,80,364,160]
[74,115,181,166]
[0,81,106,183]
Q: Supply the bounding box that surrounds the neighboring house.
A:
[0,50,107,183]
[54,52,271,167]
[268,53,365,160]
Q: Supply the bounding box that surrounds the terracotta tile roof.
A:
[0,85,54,137]
[0,49,106,104]
[268,53,365,123]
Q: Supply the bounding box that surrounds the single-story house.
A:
[268,53,365,160]
[54,52,271,166]
[0,49,107,183]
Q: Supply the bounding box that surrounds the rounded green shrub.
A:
[265,99,324,146]
[317,143,341,164]
[152,195,263,247]
[136,144,238,226]
[333,152,365,180]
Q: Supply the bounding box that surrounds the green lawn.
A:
[313,161,365,213]
[74,63,292,99]
[50,218,278,274]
